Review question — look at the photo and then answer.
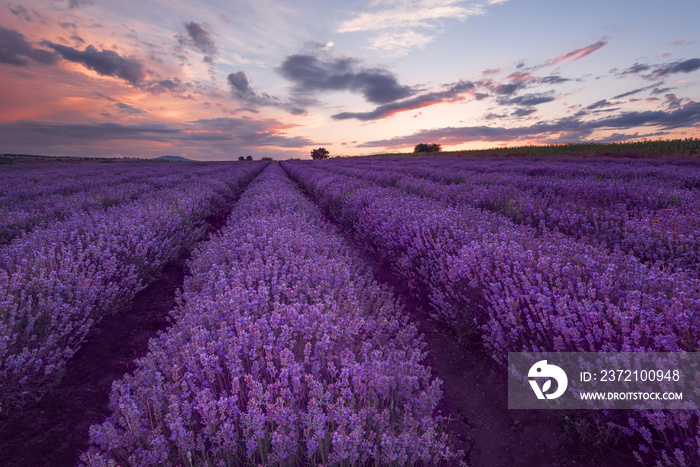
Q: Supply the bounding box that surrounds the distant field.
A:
[362,137,700,159]
[1,154,698,466]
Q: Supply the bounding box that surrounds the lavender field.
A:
[1,156,699,466]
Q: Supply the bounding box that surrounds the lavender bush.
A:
[0,163,266,416]
[82,163,453,466]
[318,158,700,276]
[0,162,242,245]
[283,159,700,465]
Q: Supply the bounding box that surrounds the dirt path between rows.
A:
[284,165,640,467]
[0,210,233,467]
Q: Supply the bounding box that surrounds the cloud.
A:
[332,80,476,121]
[0,117,314,149]
[43,42,145,84]
[512,107,537,117]
[189,118,313,148]
[278,54,413,104]
[227,71,305,115]
[302,41,334,53]
[490,81,527,96]
[176,21,218,63]
[611,83,660,99]
[654,58,700,77]
[618,58,700,79]
[0,120,177,144]
[328,48,575,122]
[586,99,612,110]
[228,71,253,95]
[145,78,187,95]
[539,75,570,84]
[480,68,502,76]
[481,73,567,97]
[115,102,146,114]
[616,63,652,76]
[359,100,700,147]
[339,1,479,32]
[68,0,94,8]
[338,1,489,56]
[499,92,556,106]
[9,5,33,22]
[366,30,433,56]
[663,93,686,110]
[551,40,608,64]
[0,25,58,66]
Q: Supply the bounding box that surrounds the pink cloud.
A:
[480,68,502,76]
[506,72,534,82]
[551,40,608,64]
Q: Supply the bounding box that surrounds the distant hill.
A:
[152,155,194,162]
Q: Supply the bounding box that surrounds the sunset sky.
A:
[0,0,699,160]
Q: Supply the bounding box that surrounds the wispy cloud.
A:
[114,102,146,115]
[332,80,477,121]
[499,92,555,106]
[617,58,700,79]
[611,83,660,99]
[8,5,33,22]
[67,0,94,9]
[550,40,608,64]
[338,0,492,56]
[0,117,314,150]
[654,58,700,77]
[227,71,306,115]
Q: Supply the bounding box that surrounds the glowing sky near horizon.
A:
[0,0,698,160]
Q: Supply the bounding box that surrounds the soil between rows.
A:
[283,164,640,467]
[0,209,233,467]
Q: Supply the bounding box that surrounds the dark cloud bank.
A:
[0,25,58,66]
[360,100,700,148]
[43,42,145,84]
[0,118,313,149]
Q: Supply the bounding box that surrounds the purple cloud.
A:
[359,100,700,148]
[0,25,58,66]
[278,54,414,105]
[44,42,145,84]
[176,21,217,63]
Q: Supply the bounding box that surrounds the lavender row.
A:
[0,162,175,207]
[0,161,233,203]
[283,160,700,466]
[329,157,699,207]
[0,163,233,245]
[0,163,266,416]
[331,155,700,188]
[83,163,453,466]
[317,160,700,276]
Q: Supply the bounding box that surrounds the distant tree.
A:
[414,143,442,153]
[246,155,253,161]
[310,147,330,160]
[238,156,245,161]
[261,156,273,161]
